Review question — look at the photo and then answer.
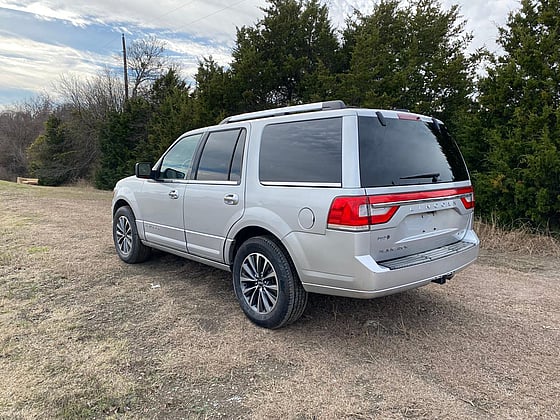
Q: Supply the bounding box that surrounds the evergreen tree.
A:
[95,70,195,189]
[139,69,194,161]
[193,57,237,125]
[28,115,75,185]
[27,111,96,186]
[342,0,476,124]
[95,98,151,190]
[231,0,340,110]
[341,0,408,108]
[477,0,560,228]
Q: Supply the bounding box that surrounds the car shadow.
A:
[137,251,479,339]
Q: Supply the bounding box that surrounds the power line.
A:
[100,0,253,52]
[176,0,250,30]
[155,0,197,21]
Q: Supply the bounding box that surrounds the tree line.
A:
[0,0,558,230]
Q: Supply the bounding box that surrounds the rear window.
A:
[358,116,469,187]
[260,117,342,185]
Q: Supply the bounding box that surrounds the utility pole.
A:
[122,34,129,101]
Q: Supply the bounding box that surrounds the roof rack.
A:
[219,100,346,124]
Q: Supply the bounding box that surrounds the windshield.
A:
[358,116,469,187]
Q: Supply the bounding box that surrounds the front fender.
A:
[112,177,146,239]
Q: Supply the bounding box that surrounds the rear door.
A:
[358,113,474,262]
[184,127,247,262]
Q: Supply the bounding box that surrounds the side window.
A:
[259,117,342,185]
[159,133,202,180]
[229,130,246,183]
[195,129,246,183]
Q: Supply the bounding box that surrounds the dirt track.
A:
[1,181,559,419]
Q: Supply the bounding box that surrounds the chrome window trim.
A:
[188,180,239,186]
[260,181,342,188]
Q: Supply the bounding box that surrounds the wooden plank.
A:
[16,177,39,185]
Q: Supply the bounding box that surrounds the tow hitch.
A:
[432,273,454,285]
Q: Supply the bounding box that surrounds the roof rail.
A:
[219,100,346,124]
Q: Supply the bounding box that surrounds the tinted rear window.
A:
[358,116,469,187]
[260,117,342,185]
[195,129,245,182]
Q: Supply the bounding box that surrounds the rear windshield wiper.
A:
[400,172,440,182]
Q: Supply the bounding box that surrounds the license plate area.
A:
[403,212,439,235]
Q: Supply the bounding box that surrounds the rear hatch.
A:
[358,112,474,263]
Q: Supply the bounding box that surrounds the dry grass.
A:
[476,219,560,257]
[1,180,559,419]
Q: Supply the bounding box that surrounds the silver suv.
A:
[112,101,479,328]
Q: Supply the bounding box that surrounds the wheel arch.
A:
[112,198,131,216]
[113,204,151,264]
[229,226,273,266]
[112,196,146,241]
[228,226,297,274]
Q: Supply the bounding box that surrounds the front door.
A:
[137,133,203,251]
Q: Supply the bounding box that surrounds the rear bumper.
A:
[294,232,479,299]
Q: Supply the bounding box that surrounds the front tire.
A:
[233,236,308,329]
[113,206,151,264]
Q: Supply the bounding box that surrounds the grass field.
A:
[1,180,559,419]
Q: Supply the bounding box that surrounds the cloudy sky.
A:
[0,0,520,107]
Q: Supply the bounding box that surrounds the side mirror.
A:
[135,162,153,179]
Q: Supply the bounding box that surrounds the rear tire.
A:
[233,236,307,329]
[113,206,151,264]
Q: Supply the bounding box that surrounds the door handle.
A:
[168,190,179,199]
[224,193,239,205]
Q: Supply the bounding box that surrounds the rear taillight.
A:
[327,196,370,231]
[327,186,475,231]
[459,187,475,209]
[368,202,399,224]
[327,196,399,231]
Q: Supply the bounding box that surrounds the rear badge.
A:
[379,245,408,254]
[410,200,456,212]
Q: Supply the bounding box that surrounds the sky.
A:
[0,0,520,108]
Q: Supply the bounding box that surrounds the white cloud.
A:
[0,0,267,43]
[0,1,90,26]
[0,33,112,92]
[440,1,518,53]
[164,37,232,77]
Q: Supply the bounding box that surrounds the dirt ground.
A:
[0,181,559,419]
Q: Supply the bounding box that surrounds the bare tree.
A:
[0,95,53,180]
[127,36,169,97]
[52,69,126,179]
[56,69,125,122]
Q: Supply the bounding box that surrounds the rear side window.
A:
[358,116,469,187]
[195,129,246,182]
[260,117,342,185]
